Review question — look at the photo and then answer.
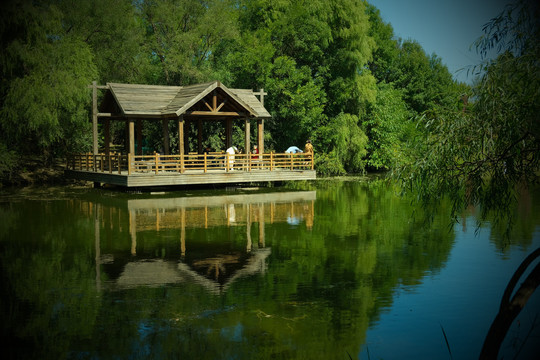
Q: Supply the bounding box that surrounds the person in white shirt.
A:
[226,146,238,170]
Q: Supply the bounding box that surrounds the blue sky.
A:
[368,0,509,84]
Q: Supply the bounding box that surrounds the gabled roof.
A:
[103,81,271,118]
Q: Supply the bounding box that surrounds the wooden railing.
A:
[67,152,314,174]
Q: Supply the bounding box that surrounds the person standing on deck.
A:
[226,146,238,170]
[304,140,313,154]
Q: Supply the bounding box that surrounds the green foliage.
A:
[364,83,413,170]
[0,142,18,181]
[398,0,540,227]
[0,0,469,181]
[136,0,239,85]
[265,56,327,150]
[315,152,346,176]
[325,113,368,173]
[0,1,98,157]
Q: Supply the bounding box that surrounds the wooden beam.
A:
[87,84,109,90]
[97,113,122,118]
[255,88,267,107]
[188,111,241,116]
[216,99,227,112]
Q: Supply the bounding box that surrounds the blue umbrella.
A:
[285,146,303,154]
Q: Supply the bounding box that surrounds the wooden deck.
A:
[65,152,316,187]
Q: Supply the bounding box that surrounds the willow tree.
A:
[0,0,98,160]
[399,0,540,226]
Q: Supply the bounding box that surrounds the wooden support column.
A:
[178,116,184,156]
[254,88,267,155]
[197,119,203,153]
[136,120,142,155]
[244,117,250,155]
[226,119,233,149]
[257,118,264,155]
[104,118,110,155]
[128,119,135,155]
[92,81,98,155]
[178,115,185,173]
[162,119,170,155]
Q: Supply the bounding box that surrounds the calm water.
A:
[1,179,539,359]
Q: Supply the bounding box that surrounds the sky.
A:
[368,0,510,84]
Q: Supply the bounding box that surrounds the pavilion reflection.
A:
[92,190,316,294]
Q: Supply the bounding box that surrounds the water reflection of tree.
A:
[2,182,538,359]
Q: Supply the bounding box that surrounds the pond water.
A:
[1,179,539,359]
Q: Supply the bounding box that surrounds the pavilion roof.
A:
[101,81,271,118]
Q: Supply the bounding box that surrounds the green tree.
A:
[136,0,239,85]
[364,82,413,170]
[0,0,98,160]
[398,0,540,226]
[317,112,368,173]
[264,56,327,151]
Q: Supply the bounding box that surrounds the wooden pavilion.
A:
[65,81,315,187]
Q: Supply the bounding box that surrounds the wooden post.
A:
[257,118,264,155]
[204,153,207,173]
[128,119,135,155]
[290,153,293,170]
[255,88,267,156]
[162,119,170,155]
[92,81,98,155]
[178,115,185,173]
[244,117,250,159]
[256,88,267,106]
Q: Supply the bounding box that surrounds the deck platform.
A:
[65,152,316,187]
